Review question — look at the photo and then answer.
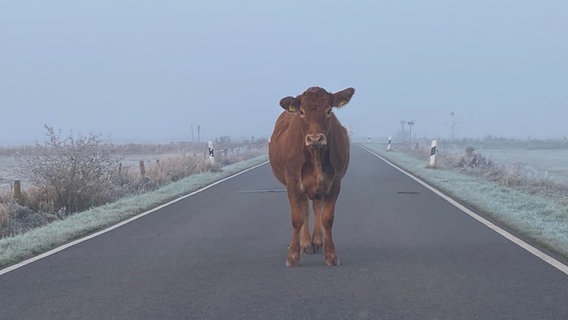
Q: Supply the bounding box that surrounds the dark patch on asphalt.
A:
[237,189,287,193]
[397,191,420,195]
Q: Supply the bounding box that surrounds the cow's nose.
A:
[305,133,327,146]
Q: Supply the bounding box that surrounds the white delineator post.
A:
[208,141,215,166]
[387,136,392,151]
[429,139,437,168]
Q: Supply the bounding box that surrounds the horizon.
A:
[1,133,567,149]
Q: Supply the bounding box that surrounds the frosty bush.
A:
[23,126,120,214]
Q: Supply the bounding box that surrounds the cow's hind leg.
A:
[286,192,309,267]
[311,199,324,253]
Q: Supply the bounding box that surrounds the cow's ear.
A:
[332,87,355,108]
[280,96,300,112]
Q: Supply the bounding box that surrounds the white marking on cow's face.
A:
[300,105,331,148]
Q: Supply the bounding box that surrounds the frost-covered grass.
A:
[362,143,568,260]
[0,155,268,268]
[476,148,568,183]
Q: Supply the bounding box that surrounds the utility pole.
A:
[450,112,455,141]
[191,125,194,143]
[408,120,414,143]
[407,121,415,143]
[197,125,201,148]
[400,120,406,141]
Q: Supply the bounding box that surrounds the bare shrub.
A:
[455,147,495,171]
[23,126,119,214]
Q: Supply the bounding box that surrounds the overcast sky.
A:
[1,1,567,145]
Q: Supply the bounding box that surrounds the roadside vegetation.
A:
[398,138,568,201]
[0,126,267,240]
[363,138,568,260]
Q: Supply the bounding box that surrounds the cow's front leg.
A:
[287,192,309,267]
[322,185,340,266]
[300,214,313,254]
[311,199,324,253]
[321,203,338,266]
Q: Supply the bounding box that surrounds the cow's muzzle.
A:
[305,133,327,147]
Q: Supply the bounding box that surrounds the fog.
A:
[1,1,567,145]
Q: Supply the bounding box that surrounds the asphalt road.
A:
[1,145,568,320]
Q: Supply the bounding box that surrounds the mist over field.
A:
[1,1,567,145]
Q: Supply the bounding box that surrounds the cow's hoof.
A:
[325,255,339,267]
[312,243,323,254]
[301,244,314,255]
[286,256,300,267]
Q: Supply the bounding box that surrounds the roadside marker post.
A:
[429,139,437,168]
[387,137,392,151]
[208,141,215,166]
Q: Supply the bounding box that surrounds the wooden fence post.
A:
[139,160,146,177]
[13,180,22,201]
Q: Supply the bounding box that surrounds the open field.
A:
[475,148,568,183]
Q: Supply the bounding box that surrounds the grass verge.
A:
[362,143,568,261]
[0,155,268,269]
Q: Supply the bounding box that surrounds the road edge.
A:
[360,144,568,276]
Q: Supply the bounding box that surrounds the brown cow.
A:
[269,86,355,267]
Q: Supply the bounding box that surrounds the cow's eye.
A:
[326,108,332,116]
[299,109,305,117]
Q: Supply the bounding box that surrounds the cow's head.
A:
[280,87,355,147]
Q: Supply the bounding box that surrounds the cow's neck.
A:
[301,146,330,199]
[308,146,325,175]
